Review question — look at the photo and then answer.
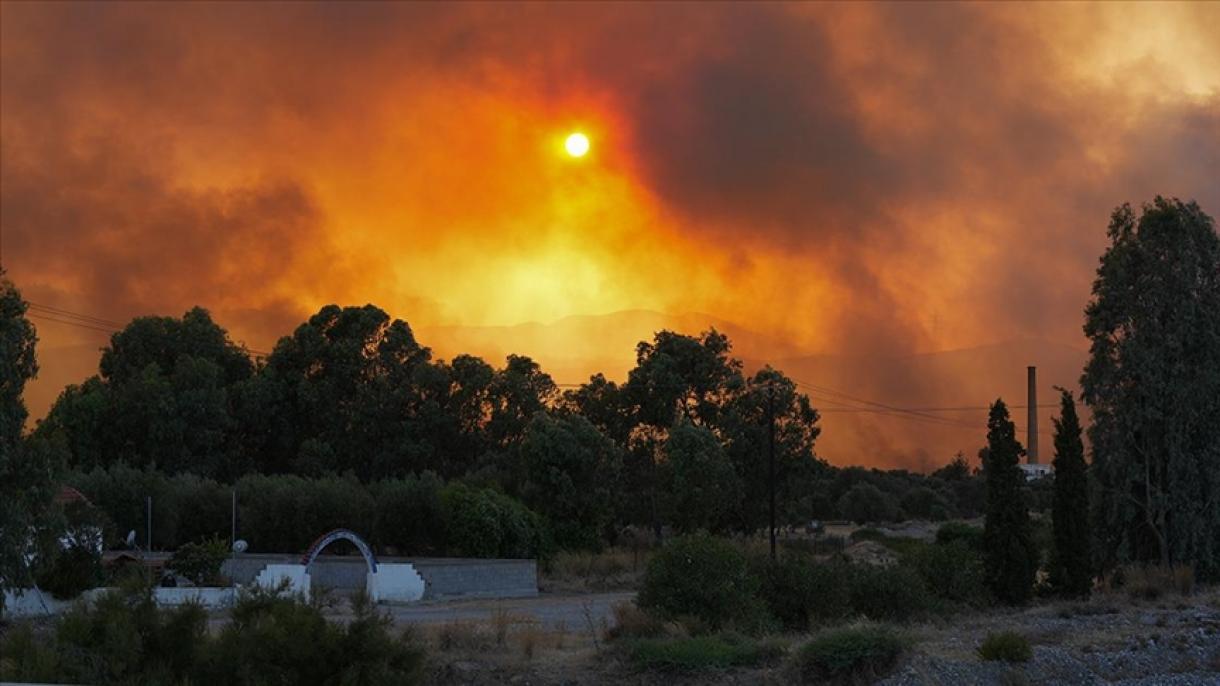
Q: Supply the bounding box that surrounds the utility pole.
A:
[146,496,153,552]
[768,383,777,561]
[231,489,237,548]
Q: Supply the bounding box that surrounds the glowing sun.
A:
[564,132,590,157]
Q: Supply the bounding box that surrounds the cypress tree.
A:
[982,398,1036,604]
[1049,388,1091,596]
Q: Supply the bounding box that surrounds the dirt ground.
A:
[343,591,633,632]
[388,587,1220,685]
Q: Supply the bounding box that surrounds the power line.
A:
[26,305,271,357]
[27,312,119,335]
[25,303,1063,430]
[28,302,124,327]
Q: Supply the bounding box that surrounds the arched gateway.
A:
[300,528,378,574]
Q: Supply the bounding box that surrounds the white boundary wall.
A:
[253,563,311,597]
[367,563,425,603]
[3,587,234,619]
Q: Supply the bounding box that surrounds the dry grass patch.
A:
[543,547,652,592]
[605,601,668,640]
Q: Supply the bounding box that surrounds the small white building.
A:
[1019,463,1053,481]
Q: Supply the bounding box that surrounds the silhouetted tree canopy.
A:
[1,273,61,606]
[1049,388,1090,597]
[1082,197,1220,579]
[982,399,1036,605]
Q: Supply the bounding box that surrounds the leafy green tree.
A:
[37,308,248,478]
[932,452,972,481]
[486,354,556,449]
[660,421,741,534]
[625,329,743,431]
[560,373,633,446]
[99,307,253,386]
[258,304,433,479]
[0,275,62,609]
[982,399,1036,604]
[721,368,824,532]
[1,272,37,450]
[836,483,898,524]
[1049,388,1091,596]
[518,413,621,550]
[619,329,746,536]
[1082,198,1220,579]
[900,486,952,521]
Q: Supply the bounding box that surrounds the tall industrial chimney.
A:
[1027,366,1038,464]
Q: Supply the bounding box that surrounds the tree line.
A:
[3,196,1218,598]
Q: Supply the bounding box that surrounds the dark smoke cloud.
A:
[3,1,1217,467]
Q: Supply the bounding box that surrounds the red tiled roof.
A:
[54,485,93,506]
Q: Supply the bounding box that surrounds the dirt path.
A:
[329,591,635,633]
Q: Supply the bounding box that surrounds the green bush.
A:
[236,473,377,554]
[754,555,852,630]
[372,473,445,555]
[904,540,988,607]
[900,487,952,521]
[792,624,906,685]
[838,484,899,524]
[35,543,103,600]
[199,587,425,684]
[847,564,933,622]
[0,583,427,685]
[627,633,785,671]
[168,536,230,585]
[440,483,548,559]
[3,584,209,684]
[936,522,984,550]
[977,631,1032,662]
[637,534,769,633]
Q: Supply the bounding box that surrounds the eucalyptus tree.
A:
[1082,198,1220,578]
[0,274,60,607]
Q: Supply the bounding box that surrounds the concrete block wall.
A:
[367,564,425,603]
[221,554,536,600]
[254,564,311,597]
[412,559,537,600]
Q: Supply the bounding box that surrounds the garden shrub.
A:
[754,555,851,630]
[627,633,785,671]
[977,631,1032,662]
[17,584,209,684]
[0,624,61,682]
[372,473,445,555]
[904,540,988,607]
[2,582,427,685]
[900,486,952,521]
[637,534,769,633]
[168,536,230,585]
[792,624,906,685]
[201,587,425,684]
[838,484,900,524]
[235,473,377,553]
[847,564,933,622]
[935,521,984,550]
[606,601,667,640]
[35,543,103,600]
[440,483,548,559]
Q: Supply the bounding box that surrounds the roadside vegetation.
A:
[2,197,1218,683]
[0,582,426,685]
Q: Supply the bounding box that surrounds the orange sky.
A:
[3,2,1218,467]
